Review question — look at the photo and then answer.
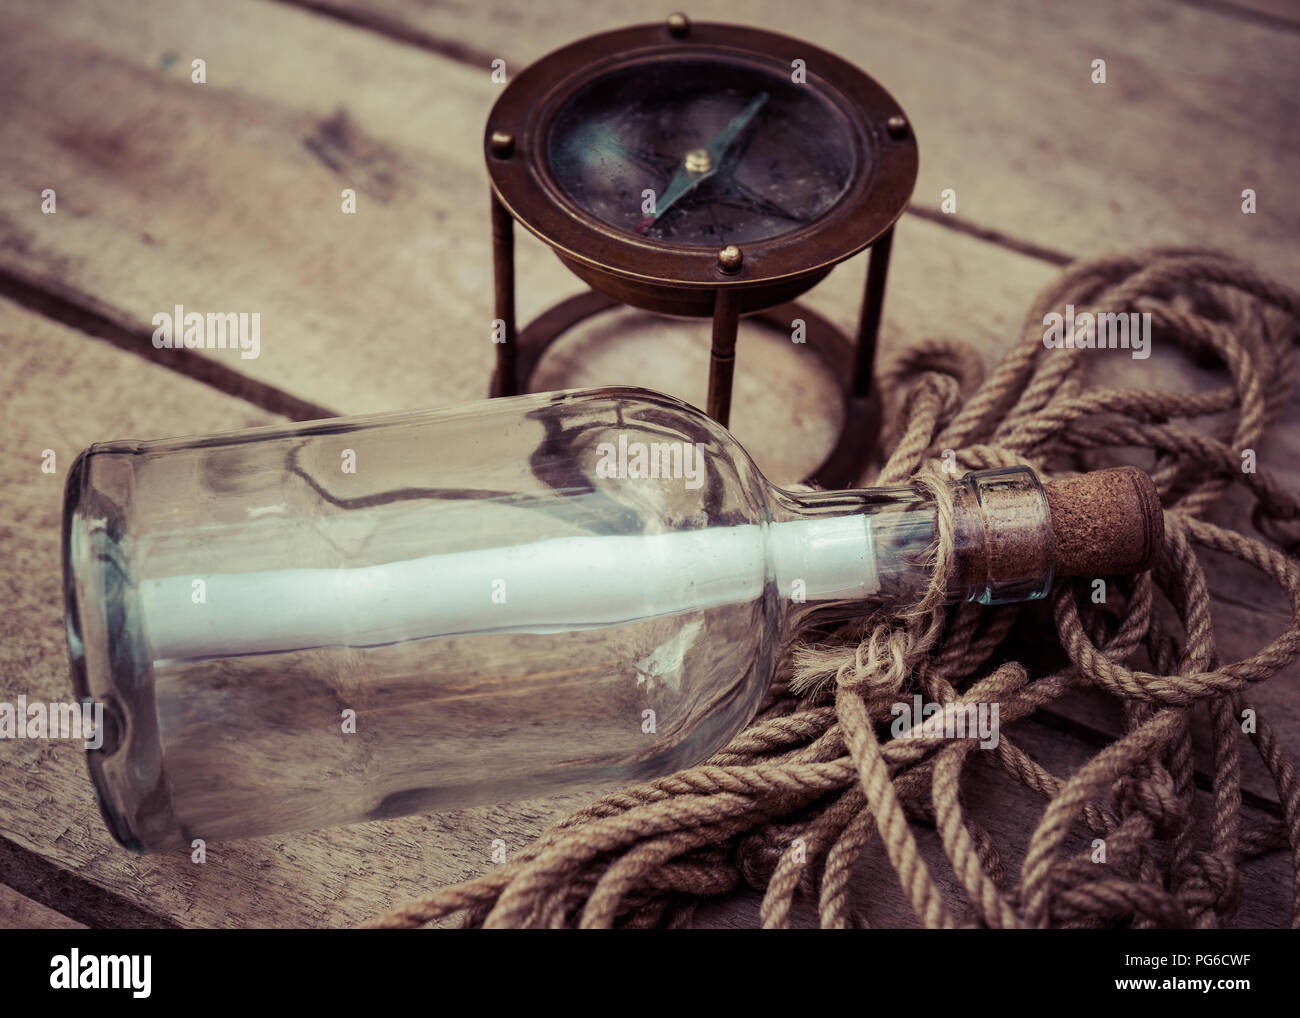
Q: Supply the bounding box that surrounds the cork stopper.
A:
[1042,466,1163,578]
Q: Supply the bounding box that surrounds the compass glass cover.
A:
[546,58,860,246]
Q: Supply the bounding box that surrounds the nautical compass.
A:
[485,14,918,485]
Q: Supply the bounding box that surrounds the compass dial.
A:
[545,59,860,247]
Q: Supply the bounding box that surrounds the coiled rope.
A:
[366,248,1300,929]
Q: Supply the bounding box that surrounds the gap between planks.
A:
[2,0,1295,927]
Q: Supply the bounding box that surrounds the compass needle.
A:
[644,91,769,227]
[705,91,768,165]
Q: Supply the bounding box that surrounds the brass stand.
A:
[489,192,894,488]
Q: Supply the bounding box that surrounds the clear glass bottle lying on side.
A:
[62,386,1162,851]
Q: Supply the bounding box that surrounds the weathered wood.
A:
[0,885,87,931]
[0,0,1297,927]
[1190,0,1300,31]
[296,0,1300,278]
[0,0,1067,484]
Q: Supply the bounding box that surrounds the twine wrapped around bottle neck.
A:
[366,248,1300,930]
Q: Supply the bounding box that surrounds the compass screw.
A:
[717,245,743,273]
[667,12,690,38]
[886,115,909,139]
[490,131,515,158]
[684,148,712,174]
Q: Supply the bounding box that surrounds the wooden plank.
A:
[297,0,1300,277]
[0,0,1067,486]
[1183,0,1300,31]
[1,0,1296,925]
[0,885,86,931]
[0,0,507,417]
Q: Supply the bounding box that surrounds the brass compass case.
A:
[485,16,918,485]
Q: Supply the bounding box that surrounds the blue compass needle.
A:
[640,92,770,230]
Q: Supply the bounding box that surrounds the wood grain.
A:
[294,0,1300,277]
[0,884,87,931]
[0,0,1297,927]
[0,0,1067,484]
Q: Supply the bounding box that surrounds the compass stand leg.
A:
[852,224,895,397]
[706,288,742,428]
[490,190,519,397]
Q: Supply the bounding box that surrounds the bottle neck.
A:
[766,485,909,635]
[766,467,1057,638]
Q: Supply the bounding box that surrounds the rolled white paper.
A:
[138,516,878,660]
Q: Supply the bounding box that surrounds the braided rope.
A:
[365,248,1300,929]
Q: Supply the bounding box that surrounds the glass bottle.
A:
[63,386,1139,851]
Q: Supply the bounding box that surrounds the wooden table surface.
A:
[1,0,1298,928]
